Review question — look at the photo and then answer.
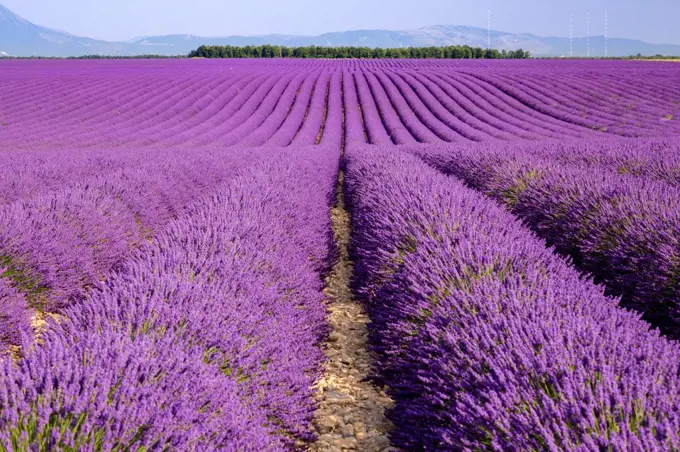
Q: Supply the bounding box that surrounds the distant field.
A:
[1,59,679,151]
[1,59,680,450]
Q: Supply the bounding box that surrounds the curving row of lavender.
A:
[0,147,267,353]
[346,145,680,450]
[2,59,679,153]
[0,146,339,449]
[424,137,680,186]
[410,139,680,338]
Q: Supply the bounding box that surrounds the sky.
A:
[4,0,680,44]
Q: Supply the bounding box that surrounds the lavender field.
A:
[1,58,680,450]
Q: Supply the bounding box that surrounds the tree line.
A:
[0,55,186,60]
[188,45,531,59]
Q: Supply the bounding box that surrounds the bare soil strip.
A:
[315,79,331,145]
[352,73,370,143]
[309,169,396,451]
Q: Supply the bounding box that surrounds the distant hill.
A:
[2,4,680,58]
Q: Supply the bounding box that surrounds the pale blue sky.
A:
[4,0,679,44]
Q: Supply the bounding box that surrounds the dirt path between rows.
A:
[309,169,396,452]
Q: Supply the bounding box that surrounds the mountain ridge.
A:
[2,4,680,57]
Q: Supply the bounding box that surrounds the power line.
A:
[587,12,591,57]
[487,10,491,50]
[605,12,608,57]
[570,14,573,57]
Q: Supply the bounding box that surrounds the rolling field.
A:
[1,58,680,450]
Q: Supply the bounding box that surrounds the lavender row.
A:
[0,74,213,146]
[342,70,367,146]
[0,147,232,204]
[473,72,680,137]
[81,74,241,149]
[413,137,680,187]
[175,72,296,148]
[219,73,303,146]
[411,141,680,337]
[0,145,339,450]
[415,72,532,140]
[521,137,680,186]
[383,71,467,142]
[0,147,265,352]
[318,71,344,148]
[361,71,415,144]
[396,71,491,141]
[5,59,680,75]
[444,72,593,139]
[290,71,332,146]
[158,74,272,147]
[4,60,678,152]
[265,69,323,146]
[354,71,392,144]
[0,275,29,356]
[505,72,680,135]
[345,145,680,450]
[372,70,441,143]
